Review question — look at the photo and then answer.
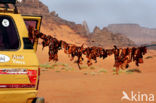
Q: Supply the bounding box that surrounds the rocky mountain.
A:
[18,0,89,37]
[107,24,156,44]
[88,27,135,47]
[17,0,135,47]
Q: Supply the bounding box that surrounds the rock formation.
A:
[107,24,156,44]
[88,27,135,47]
[17,0,135,47]
[82,21,90,35]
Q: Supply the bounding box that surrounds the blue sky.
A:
[40,0,156,31]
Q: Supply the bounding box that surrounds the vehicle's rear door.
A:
[22,16,42,52]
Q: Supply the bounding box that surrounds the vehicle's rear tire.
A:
[33,97,45,103]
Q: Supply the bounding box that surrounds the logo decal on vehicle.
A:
[2,19,10,27]
[12,54,25,65]
[0,54,10,63]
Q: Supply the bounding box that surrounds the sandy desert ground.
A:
[36,27,156,103]
[37,47,156,103]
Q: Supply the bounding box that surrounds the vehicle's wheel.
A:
[34,97,45,103]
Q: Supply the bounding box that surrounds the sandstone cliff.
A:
[107,24,156,44]
[88,27,135,47]
[17,0,135,47]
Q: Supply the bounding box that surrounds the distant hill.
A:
[88,27,135,47]
[107,24,156,44]
[18,0,135,47]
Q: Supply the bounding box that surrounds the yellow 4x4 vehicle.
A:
[0,0,44,103]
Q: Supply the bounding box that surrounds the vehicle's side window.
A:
[0,16,19,50]
[24,19,38,42]
[24,20,38,30]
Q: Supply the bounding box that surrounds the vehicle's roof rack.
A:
[0,0,18,14]
[0,0,16,4]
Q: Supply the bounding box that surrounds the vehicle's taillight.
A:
[27,70,37,84]
[0,69,38,88]
[38,68,40,76]
[36,68,40,90]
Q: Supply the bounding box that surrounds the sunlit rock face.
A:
[18,0,135,48]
